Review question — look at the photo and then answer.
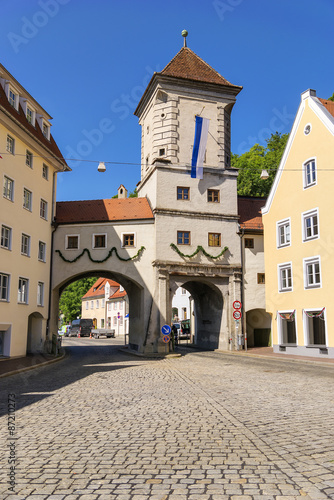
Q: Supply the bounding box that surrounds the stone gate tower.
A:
[135,40,243,350]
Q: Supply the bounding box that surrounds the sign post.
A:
[161,324,171,354]
[232,301,243,350]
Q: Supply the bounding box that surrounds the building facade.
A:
[262,90,334,358]
[81,277,129,336]
[51,45,244,354]
[238,197,271,348]
[0,63,68,357]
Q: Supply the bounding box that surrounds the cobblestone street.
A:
[1,339,334,499]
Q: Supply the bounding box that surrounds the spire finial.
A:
[181,29,188,47]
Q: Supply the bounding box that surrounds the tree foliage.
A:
[232,132,289,197]
[59,277,97,324]
[328,93,334,102]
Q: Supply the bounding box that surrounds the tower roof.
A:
[135,46,242,117]
[160,47,238,87]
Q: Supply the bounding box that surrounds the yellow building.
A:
[81,278,129,336]
[0,63,68,357]
[262,89,334,358]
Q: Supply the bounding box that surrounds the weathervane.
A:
[182,29,188,47]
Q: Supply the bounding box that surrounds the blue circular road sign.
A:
[161,324,171,335]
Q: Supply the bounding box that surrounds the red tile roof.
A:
[56,197,154,224]
[161,47,241,88]
[238,196,266,232]
[82,278,124,299]
[0,82,68,170]
[319,98,334,118]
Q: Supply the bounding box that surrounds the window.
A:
[181,288,187,295]
[6,135,15,154]
[304,257,321,289]
[207,189,220,203]
[177,187,189,200]
[3,176,14,201]
[96,300,99,309]
[302,209,319,241]
[244,238,254,249]
[113,316,117,326]
[93,234,106,248]
[102,298,105,308]
[257,273,265,284]
[40,199,48,220]
[113,302,117,310]
[42,164,49,180]
[1,225,12,250]
[66,235,79,249]
[85,301,89,310]
[23,189,32,211]
[304,159,316,188]
[304,309,326,346]
[119,301,123,310]
[0,273,10,301]
[208,233,221,247]
[37,282,44,306]
[18,277,29,304]
[38,241,46,262]
[9,89,16,108]
[26,150,33,168]
[122,233,135,247]
[177,231,190,245]
[119,315,123,326]
[42,123,49,139]
[26,106,34,124]
[101,319,105,328]
[91,301,94,309]
[277,219,291,248]
[21,234,30,256]
[278,263,292,292]
[278,311,296,345]
[159,148,166,156]
[107,303,111,312]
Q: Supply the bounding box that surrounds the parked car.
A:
[70,318,94,337]
[180,319,191,339]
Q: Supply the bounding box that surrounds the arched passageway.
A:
[170,279,225,350]
[54,270,146,352]
[27,312,44,354]
[246,308,272,347]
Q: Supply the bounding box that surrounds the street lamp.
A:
[97,161,106,172]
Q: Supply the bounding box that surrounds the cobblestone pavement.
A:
[1,339,334,499]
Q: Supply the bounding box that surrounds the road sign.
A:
[117,312,120,319]
[161,324,171,335]
[233,300,242,310]
[233,310,242,320]
[162,335,170,343]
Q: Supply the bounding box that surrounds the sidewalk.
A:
[0,351,65,378]
[218,345,334,365]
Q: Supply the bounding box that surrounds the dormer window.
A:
[9,89,16,108]
[26,106,34,125]
[5,83,19,110]
[42,123,49,139]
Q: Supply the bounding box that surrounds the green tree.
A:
[233,132,288,197]
[328,93,334,102]
[59,277,97,324]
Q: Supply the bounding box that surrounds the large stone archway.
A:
[51,268,150,353]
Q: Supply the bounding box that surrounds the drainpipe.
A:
[238,224,247,352]
[46,171,58,353]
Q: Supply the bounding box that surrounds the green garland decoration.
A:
[56,246,145,264]
[170,243,228,260]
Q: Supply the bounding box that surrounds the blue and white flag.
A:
[191,116,210,179]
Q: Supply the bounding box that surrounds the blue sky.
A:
[1,0,333,201]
